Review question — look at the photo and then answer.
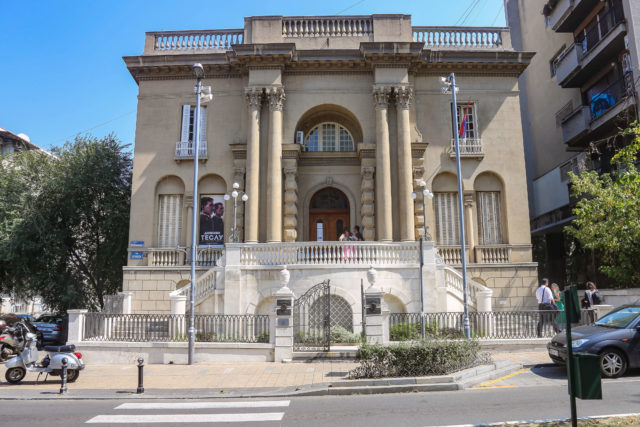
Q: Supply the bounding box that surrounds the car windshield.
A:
[36,315,61,323]
[595,306,640,328]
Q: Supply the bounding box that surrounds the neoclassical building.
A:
[122,14,538,319]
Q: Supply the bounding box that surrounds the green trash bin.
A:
[569,352,602,400]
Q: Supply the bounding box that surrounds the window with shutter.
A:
[157,194,183,247]
[454,103,476,139]
[477,191,503,245]
[434,192,460,245]
[179,105,206,143]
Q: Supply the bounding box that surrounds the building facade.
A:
[122,14,538,318]
[507,0,640,285]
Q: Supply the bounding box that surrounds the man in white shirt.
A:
[536,278,560,337]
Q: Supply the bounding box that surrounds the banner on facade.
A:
[199,195,225,245]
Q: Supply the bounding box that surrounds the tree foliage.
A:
[0,135,131,312]
[567,122,640,286]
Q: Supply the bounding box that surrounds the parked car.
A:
[17,314,35,322]
[547,304,640,378]
[32,314,65,345]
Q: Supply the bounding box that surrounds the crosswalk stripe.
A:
[86,412,285,423]
[115,401,290,410]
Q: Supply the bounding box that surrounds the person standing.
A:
[551,283,565,330]
[536,278,560,337]
[353,225,364,241]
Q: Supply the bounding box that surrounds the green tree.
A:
[567,122,640,286]
[0,134,131,312]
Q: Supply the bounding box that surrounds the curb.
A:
[0,361,525,400]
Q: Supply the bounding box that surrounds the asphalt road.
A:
[6,367,640,426]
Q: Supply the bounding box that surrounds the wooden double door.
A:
[309,210,350,241]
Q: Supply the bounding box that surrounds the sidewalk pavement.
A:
[0,348,553,400]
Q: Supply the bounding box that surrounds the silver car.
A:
[32,314,65,345]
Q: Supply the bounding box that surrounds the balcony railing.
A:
[130,246,223,267]
[147,30,243,53]
[576,7,625,58]
[588,76,630,120]
[282,16,373,38]
[475,245,512,263]
[175,141,208,160]
[413,27,506,49]
[449,138,483,157]
[239,242,420,266]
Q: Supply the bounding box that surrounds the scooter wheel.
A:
[5,367,26,384]
[67,369,80,383]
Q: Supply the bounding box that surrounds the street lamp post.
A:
[412,181,434,339]
[224,183,248,243]
[441,72,471,339]
[188,63,212,365]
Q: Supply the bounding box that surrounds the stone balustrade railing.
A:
[282,16,373,38]
[475,245,512,264]
[441,265,494,310]
[175,141,208,160]
[239,241,419,266]
[171,267,220,306]
[146,30,243,53]
[436,245,467,265]
[449,138,484,157]
[413,27,507,49]
[130,246,223,267]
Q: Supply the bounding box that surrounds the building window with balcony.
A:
[177,105,207,159]
[585,68,627,119]
[434,192,460,245]
[304,122,354,152]
[450,103,483,156]
[157,194,183,247]
[575,0,624,56]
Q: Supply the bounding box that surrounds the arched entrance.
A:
[309,187,350,241]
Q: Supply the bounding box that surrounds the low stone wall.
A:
[72,341,274,364]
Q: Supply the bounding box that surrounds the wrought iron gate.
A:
[293,280,331,351]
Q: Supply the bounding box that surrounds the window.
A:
[304,122,354,152]
[477,192,503,245]
[454,103,477,139]
[157,195,182,247]
[180,105,206,144]
[434,192,460,245]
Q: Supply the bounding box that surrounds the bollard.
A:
[136,357,144,394]
[59,357,68,394]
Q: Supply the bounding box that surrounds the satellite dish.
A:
[17,133,31,142]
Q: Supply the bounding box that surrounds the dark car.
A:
[32,314,65,345]
[547,304,640,378]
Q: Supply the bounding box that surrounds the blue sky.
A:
[2,0,506,150]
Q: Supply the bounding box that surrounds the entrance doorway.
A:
[309,187,350,241]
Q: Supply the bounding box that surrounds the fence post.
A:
[273,267,294,362]
[67,309,88,342]
[119,291,133,314]
[364,267,387,344]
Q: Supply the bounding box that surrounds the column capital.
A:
[245,87,263,109]
[463,191,475,207]
[372,85,391,109]
[265,86,286,111]
[394,86,414,110]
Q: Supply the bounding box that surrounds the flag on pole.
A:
[458,102,471,138]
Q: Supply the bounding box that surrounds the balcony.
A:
[449,138,484,158]
[175,141,208,161]
[563,77,635,147]
[548,0,601,32]
[554,10,626,88]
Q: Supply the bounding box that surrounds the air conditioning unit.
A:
[296,131,304,145]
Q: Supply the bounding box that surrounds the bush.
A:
[257,331,270,343]
[389,321,464,341]
[330,326,362,344]
[349,339,488,379]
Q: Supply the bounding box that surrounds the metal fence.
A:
[389,310,596,340]
[83,313,270,343]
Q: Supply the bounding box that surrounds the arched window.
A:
[305,122,354,152]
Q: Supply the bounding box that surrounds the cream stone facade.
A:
[122,14,538,318]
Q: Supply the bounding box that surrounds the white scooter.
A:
[4,321,84,384]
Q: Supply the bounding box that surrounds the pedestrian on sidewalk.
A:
[536,278,560,337]
[551,283,565,330]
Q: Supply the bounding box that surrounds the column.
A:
[283,166,298,242]
[266,86,285,243]
[360,166,376,241]
[373,86,393,242]
[464,192,476,262]
[395,86,415,241]
[244,87,262,243]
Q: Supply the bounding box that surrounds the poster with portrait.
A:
[199,194,225,245]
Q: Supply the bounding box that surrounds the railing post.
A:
[364,267,388,344]
[476,289,493,337]
[67,309,88,342]
[273,267,294,362]
[119,291,133,314]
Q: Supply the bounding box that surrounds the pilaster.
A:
[464,192,476,262]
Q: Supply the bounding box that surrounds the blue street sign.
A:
[130,252,144,260]
[130,241,144,247]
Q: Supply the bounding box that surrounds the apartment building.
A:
[122,14,538,320]
[507,0,640,285]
